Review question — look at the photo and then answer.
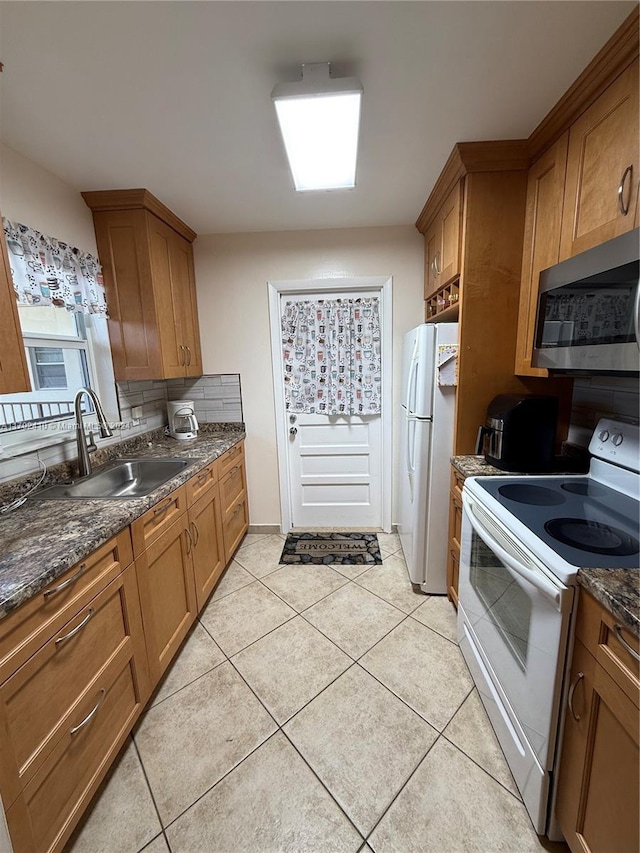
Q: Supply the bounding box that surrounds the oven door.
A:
[458,491,573,770]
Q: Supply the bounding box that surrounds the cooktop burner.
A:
[561,482,608,497]
[498,484,565,506]
[476,475,640,569]
[544,518,640,557]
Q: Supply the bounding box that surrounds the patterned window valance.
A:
[282,297,382,415]
[3,218,108,317]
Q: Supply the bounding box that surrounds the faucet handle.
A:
[86,430,97,453]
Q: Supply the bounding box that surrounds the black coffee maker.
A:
[477,394,558,473]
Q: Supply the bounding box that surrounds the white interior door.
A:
[269,277,392,533]
[289,413,382,528]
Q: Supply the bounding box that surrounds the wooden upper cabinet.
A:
[422,182,462,299]
[82,189,203,382]
[560,59,639,260]
[0,216,30,395]
[515,133,569,377]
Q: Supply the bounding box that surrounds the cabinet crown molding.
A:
[528,6,639,162]
[415,140,529,234]
[81,188,197,243]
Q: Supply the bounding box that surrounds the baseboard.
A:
[247,524,282,535]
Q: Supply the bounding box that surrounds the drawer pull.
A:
[613,624,640,663]
[153,498,173,518]
[70,688,106,736]
[618,165,633,216]
[185,526,194,555]
[567,671,584,721]
[191,520,200,547]
[43,563,87,598]
[197,469,210,484]
[55,608,95,646]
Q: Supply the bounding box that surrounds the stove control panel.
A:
[590,418,639,472]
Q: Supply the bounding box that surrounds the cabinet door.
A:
[560,59,639,259]
[515,133,568,377]
[424,220,441,298]
[169,233,202,377]
[556,639,597,852]
[90,209,163,382]
[188,484,225,611]
[146,214,185,379]
[439,183,462,286]
[135,515,197,684]
[0,218,30,394]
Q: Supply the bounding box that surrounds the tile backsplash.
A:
[166,375,243,423]
[569,376,639,446]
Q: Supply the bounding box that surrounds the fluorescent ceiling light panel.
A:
[272,63,363,192]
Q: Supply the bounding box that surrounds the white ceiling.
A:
[0,1,635,235]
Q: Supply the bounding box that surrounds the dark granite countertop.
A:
[577,569,639,639]
[0,424,245,619]
[451,455,639,638]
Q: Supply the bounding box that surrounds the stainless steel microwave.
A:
[532,227,640,374]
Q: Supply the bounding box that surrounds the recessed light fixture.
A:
[271,62,363,192]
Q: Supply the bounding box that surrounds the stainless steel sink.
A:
[35,458,197,500]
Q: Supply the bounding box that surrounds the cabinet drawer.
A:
[223,495,248,563]
[12,657,140,853]
[0,563,147,800]
[449,488,463,547]
[0,531,133,683]
[185,460,218,506]
[576,589,639,704]
[219,460,246,516]
[218,441,244,479]
[131,485,187,556]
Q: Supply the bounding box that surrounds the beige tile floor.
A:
[64,532,569,853]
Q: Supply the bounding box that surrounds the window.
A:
[0,306,119,454]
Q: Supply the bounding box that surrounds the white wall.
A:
[194,226,424,526]
[0,142,97,254]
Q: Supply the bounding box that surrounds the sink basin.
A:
[35,458,197,500]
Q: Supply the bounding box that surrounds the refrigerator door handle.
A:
[406,343,419,416]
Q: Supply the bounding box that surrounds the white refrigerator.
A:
[398,323,458,593]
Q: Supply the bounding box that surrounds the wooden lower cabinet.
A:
[188,482,225,611]
[219,442,249,562]
[1,443,250,852]
[134,513,198,685]
[1,561,149,853]
[446,467,464,607]
[556,590,640,853]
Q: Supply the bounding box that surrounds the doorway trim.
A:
[268,275,393,534]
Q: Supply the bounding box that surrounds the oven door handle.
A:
[464,494,562,609]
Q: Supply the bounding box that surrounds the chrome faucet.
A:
[74,388,113,478]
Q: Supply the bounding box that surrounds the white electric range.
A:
[457,418,639,839]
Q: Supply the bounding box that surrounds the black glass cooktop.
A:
[478,477,640,569]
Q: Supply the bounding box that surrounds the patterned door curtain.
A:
[282,297,382,415]
[3,219,108,317]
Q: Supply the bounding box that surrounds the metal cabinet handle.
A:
[70,688,106,735]
[191,520,199,547]
[55,608,94,646]
[614,624,640,663]
[44,563,87,598]
[186,346,192,366]
[153,498,173,517]
[197,469,210,484]
[434,250,442,276]
[185,526,194,555]
[179,345,185,366]
[567,671,584,721]
[618,165,633,215]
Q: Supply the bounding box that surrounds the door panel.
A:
[289,415,381,528]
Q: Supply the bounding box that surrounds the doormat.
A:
[280,532,382,565]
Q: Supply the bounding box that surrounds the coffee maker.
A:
[167,401,199,440]
[477,394,558,473]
